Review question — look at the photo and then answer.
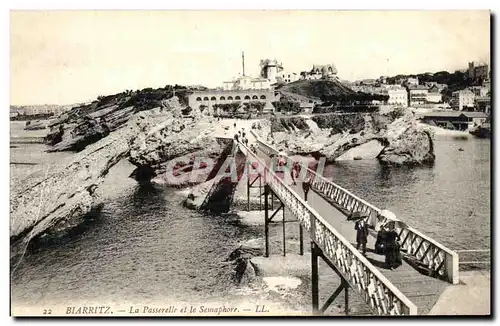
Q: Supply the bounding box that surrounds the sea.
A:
[10,121,491,313]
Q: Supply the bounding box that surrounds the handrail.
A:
[238,141,417,315]
[250,129,460,285]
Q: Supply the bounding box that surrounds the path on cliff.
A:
[211,118,259,145]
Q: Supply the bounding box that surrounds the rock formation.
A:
[10,104,174,252]
[253,108,435,166]
[11,96,228,258]
[378,128,435,166]
[44,86,192,152]
[226,240,263,285]
[24,120,47,131]
[128,112,231,187]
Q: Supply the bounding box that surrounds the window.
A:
[220,96,226,101]
[260,95,266,100]
[244,95,251,100]
[252,95,258,100]
[211,97,216,101]
[203,97,209,101]
[235,96,241,100]
[196,97,202,101]
[227,96,233,100]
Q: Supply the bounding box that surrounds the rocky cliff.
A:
[11,104,169,254]
[253,108,434,165]
[44,86,192,152]
[11,96,228,260]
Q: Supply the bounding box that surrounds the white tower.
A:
[260,59,283,84]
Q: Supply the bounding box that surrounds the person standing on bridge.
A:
[302,176,311,201]
[355,218,369,255]
[291,162,300,185]
[384,225,401,270]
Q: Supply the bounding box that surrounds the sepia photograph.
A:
[9,9,491,317]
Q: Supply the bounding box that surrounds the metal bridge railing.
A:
[250,130,459,285]
[238,141,418,315]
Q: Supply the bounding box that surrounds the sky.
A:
[10,10,490,105]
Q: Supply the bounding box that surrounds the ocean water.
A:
[10,136,490,310]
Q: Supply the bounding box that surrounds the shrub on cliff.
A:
[269,116,310,133]
[370,113,391,132]
[181,107,193,116]
[311,113,365,134]
[122,87,174,112]
[386,107,406,121]
[213,102,241,116]
[243,101,266,113]
[272,101,301,114]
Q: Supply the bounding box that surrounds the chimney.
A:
[242,51,245,76]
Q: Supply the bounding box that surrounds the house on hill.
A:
[426,85,443,103]
[301,64,338,80]
[408,85,429,107]
[451,89,475,111]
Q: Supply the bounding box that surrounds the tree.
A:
[181,107,192,116]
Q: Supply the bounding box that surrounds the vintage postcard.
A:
[10,10,491,317]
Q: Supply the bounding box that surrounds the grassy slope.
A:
[279,79,356,101]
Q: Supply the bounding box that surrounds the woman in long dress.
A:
[385,225,401,270]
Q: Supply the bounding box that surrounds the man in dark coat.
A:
[302,177,311,201]
[355,219,369,255]
[385,225,401,270]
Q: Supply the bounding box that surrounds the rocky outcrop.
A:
[226,239,263,285]
[24,120,47,131]
[183,178,219,209]
[254,108,435,166]
[378,128,435,166]
[44,86,192,152]
[128,110,231,187]
[10,105,176,251]
[48,116,111,152]
[10,97,219,258]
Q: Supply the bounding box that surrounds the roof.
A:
[387,86,406,91]
[250,77,269,82]
[312,64,337,74]
[462,112,488,118]
[452,89,474,95]
[421,111,488,118]
[408,85,429,90]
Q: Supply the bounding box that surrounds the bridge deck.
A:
[254,149,449,315]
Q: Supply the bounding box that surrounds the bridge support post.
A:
[299,225,304,255]
[259,176,262,210]
[264,184,270,258]
[311,241,319,315]
[282,206,286,257]
[247,165,250,211]
[311,242,351,316]
[343,279,349,315]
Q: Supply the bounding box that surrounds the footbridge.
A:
[232,130,459,316]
